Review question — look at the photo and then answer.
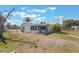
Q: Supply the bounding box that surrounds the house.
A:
[71,26,79,31]
[21,22,48,34]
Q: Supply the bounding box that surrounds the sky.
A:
[0,5,79,25]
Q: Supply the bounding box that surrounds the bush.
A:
[52,24,61,33]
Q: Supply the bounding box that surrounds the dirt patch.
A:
[4,31,79,53]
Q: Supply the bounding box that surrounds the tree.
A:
[6,22,20,29]
[12,24,20,29]
[0,8,15,44]
[55,16,65,25]
[24,17,32,23]
[63,19,79,29]
[40,21,46,24]
[52,24,61,33]
[6,22,12,29]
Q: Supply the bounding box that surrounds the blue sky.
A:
[0,5,79,25]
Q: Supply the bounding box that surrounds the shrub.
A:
[52,24,61,33]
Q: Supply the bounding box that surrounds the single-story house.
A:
[71,26,79,31]
[21,22,48,34]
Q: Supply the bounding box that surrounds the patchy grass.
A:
[0,40,15,52]
[64,30,79,36]
[0,30,79,53]
[47,33,66,39]
[47,30,79,40]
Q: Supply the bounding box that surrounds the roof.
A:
[31,23,48,26]
[21,22,48,27]
[71,26,79,28]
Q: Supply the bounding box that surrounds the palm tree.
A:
[24,17,32,23]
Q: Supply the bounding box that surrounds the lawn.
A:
[64,30,79,36]
[47,30,79,40]
[0,30,79,53]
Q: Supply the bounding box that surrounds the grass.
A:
[0,40,15,52]
[47,30,79,40]
[0,30,79,52]
[0,31,23,52]
[1,31,51,53]
[64,30,79,36]
[47,33,66,39]
[45,30,79,52]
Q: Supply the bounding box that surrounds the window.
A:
[38,26,47,30]
[31,26,37,30]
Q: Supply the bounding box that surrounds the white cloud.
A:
[32,9,47,13]
[26,9,33,13]
[3,12,8,15]
[33,16,46,24]
[22,7,26,10]
[12,11,42,18]
[11,11,37,18]
[8,10,46,24]
[19,12,27,18]
[21,7,31,10]
[48,7,56,10]
[21,14,37,18]
[35,16,45,21]
[6,19,16,25]
[54,16,64,19]
[11,11,26,17]
[31,7,56,13]
[23,14,46,22]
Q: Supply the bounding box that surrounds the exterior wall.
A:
[31,30,39,33]
[25,23,31,32]
[21,23,48,34]
[21,22,31,32]
[31,30,47,34]
[71,26,79,31]
[30,25,48,34]
[25,26,30,32]
[75,27,79,31]
[41,30,47,34]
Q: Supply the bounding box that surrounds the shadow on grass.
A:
[57,32,68,34]
[0,36,7,45]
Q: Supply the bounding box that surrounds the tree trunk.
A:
[0,8,14,44]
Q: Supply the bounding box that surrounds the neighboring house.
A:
[21,22,48,34]
[71,26,79,31]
